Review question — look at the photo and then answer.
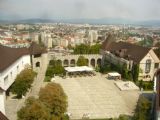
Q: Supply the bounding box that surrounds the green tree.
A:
[77,56,88,66]
[132,64,139,82]
[17,97,51,120]
[39,83,68,118]
[74,44,90,54]
[127,72,133,81]
[73,43,101,54]
[100,59,111,73]
[53,60,65,75]
[118,114,131,120]
[53,65,65,75]
[154,47,160,59]
[139,80,143,89]
[49,60,56,66]
[48,60,65,76]
[89,43,101,54]
[95,65,100,72]
[11,80,29,98]
[45,66,54,77]
[122,69,129,80]
[133,96,151,120]
[11,69,36,98]
[17,68,36,84]
[121,64,132,80]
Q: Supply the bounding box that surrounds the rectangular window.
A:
[145,59,151,73]
[154,63,159,69]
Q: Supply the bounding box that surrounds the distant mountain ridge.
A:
[0,18,160,26]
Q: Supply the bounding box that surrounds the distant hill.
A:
[136,20,160,26]
[17,19,55,23]
[0,18,160,26]
[0,19,54,24]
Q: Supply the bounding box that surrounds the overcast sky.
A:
[0,0,160,21]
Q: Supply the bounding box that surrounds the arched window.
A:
[57,60,62,66]
[97,58,102,67]
[63,59,69,67]
[91,59,95,67]
[145,59,151,73]
[70,59,75,67]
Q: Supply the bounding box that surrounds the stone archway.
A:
[70,59,76,67]
[57,59,62,66]
[36,62,40,67]
[91,58,96,67]
[97,58,102,67]
[64,59,69,67]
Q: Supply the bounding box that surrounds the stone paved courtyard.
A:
[54,73,140,119]
[5,72,140,120]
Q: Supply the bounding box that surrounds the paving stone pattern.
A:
[55,74,140,119]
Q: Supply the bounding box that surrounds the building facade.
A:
[0,42,47,115]
[101,34,160,81]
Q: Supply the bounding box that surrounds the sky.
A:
[0,0,160,21]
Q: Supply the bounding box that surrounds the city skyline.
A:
[0,0,160,21]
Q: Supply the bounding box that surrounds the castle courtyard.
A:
[54,73,140,119]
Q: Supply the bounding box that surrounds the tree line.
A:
[73,43,101,54]
[45,60,65,82]
[17,83,68,120]
[11,68,37,98]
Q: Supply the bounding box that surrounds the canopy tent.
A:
[65,66,94,73]
[107,72,121,80]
